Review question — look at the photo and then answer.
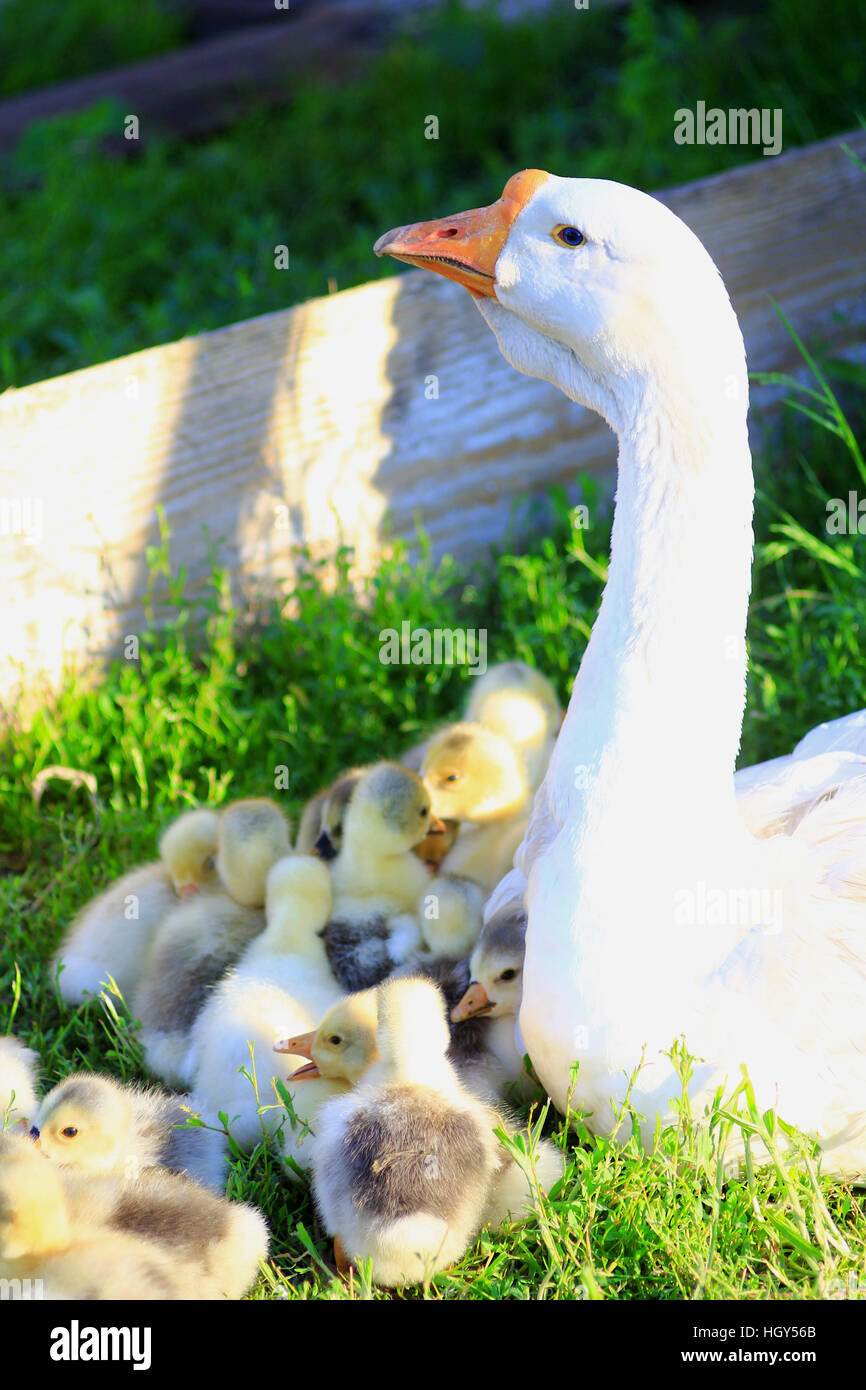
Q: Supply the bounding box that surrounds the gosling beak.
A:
[313,830,337,862]
[373,169,549,300]
[178,883,199,901]
[289,1060,321,1080]
[428,815,447,836]
[274,1031,321,1078]
[451,982,496,1021]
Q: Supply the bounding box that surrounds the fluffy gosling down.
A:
[299,764,459,872]
[419,874,484,960]
[296,768,365,859]
[53,806,220,1004]
[0,1036,40,1132]
[310,977,559,1286]
[61,1163,267,1299]
[451,902,541,1098]
[322,763,439,991]
[35,1073,228,1192]
[465,660,562,794]
[186,856,345,1160]
[133,797,291,1086]
[0,1133,222,1300]
[421,725,531,891]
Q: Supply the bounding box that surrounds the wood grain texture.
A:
[2,130,865,702]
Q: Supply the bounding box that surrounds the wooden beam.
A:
[0,3,392,154]
[2,130,865,703]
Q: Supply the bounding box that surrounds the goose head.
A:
[159,807,221,900]
[217,798,292,907]
[375,170,746,434]
[451,903,527,1022]
[274,989,379,1083]
[34,1075,131,1176]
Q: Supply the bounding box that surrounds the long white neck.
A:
[559,387,753,828]
[521,358,758,985]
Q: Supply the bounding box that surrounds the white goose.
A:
[376,171,866,1174]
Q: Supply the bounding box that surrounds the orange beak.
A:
[451,982,496,1022]
[289,1060,320,1080]
[374,169,548,300]
[178,883,199,901]
[273,1030,321,1078]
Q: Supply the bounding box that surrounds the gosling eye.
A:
[202,854,216,872]
[497,968,519,983]
[553,225,585,248]
[441,773,459,785]
[332,823,342,837]
[60,1126,79,1139]
[419,806,429,818]
[327,1035,343,1047]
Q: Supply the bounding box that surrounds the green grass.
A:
[1,332,865,1298]
[0,0,186,99]
[1,0,865,389]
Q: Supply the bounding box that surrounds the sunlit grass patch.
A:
[1,341,864,1298]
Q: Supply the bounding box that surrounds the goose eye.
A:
[327,1035,342,1047]
[554,225,584,248]
[61,1126,79,1139]
[498,968,518,982]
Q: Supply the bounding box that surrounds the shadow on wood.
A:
[2,129,865,705]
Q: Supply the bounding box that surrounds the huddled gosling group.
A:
[5,661,563,1293]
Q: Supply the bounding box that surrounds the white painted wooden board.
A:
[2,129,865,703]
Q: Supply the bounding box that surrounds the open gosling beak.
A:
[373,169,548,300]
[451,982,496,1021]
[274,1031,321,1078]
[289,1060,321,1080]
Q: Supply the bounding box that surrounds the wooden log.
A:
[0,3,391,154]
[2,130,865,704]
